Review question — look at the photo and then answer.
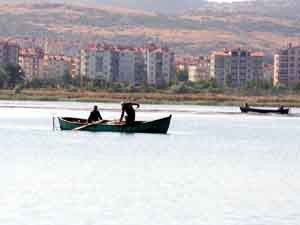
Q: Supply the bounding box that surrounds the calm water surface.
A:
[0,100,300,225]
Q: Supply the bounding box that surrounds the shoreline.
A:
[1,89,300,107]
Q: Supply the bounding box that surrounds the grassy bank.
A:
[1,89,300,107]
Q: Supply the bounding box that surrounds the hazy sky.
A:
[208,0,247,2]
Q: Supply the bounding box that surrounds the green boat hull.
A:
[58,115,172,134]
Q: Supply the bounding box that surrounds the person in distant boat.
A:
[245,103,249,108]
[119,102,140,124]
[279,105,284,110]
[88,105,103,123]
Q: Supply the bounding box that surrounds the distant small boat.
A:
[240,106,289,114]
[58,115,172,134]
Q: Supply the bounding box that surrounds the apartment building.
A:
[251,52,264,84]
[176,58,189,72]
[74,43,175,86]
[0,41,19,66]
[118,49,136,84]
[263,64,274,83]
[188,57,210,82]
[274,43,300,87]
[117,48,146,85]
[210,49,264,87]
[42,55,70,79]
[44,39,82,57]
[145,46,175,86]
[80,44,118,82]
[69,56,81,79]
[19,47,44,80]
[134,50,147,84]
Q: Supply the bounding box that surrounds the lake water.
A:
[1,100,300,225]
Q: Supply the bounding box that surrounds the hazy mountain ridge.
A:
[0,0,297,15]
[187,0,300,19]
[0,0,206,13]
[0,0,298,55]
[0,0,298,15]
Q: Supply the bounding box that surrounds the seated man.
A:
[119,102,140,124]
[88,105,103,123]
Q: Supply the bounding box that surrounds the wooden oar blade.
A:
[73,120,107,131]
[73,124,90,131]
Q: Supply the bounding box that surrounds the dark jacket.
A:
[120,103,139,124]
[88,110,102,123]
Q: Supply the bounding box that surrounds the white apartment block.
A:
[117,48,146,85]
[69,57,81,79]
[19,47,44,80]
[80,45,118,82]
[145,46,175,86]
[6,43,19,66]
[42,55,70,79]
[79,44,175,86]
[274,43,300,87]
[0,41,19,66]
[118,50,136,84]
[210,49,264,88]
[134,50,147,84]
[188,57,210,82]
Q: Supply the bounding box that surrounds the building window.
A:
[96,56,103,73]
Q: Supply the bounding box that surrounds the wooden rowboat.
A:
[240,106,289,114]
[58,115,172,134]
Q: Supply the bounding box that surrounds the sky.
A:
[208,0,247,2]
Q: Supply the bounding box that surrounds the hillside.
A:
[0,1,298,55]
[0,0,206,13]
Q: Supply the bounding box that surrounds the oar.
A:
[73,120,107,131]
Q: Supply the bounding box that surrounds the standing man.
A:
[88,105,103,123]
[119,102,140,124]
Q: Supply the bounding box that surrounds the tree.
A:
[14,83,24,94]
[0,66,8,88]
[176,69,189,82]
[293,82,300,91]
[93,78,107,88]
[4,64,25,89]
[62,70,72,88]
[27,77,44,89]
[72,75,81,87]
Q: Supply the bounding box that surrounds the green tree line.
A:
[0,64,25,89]
[3,64,300,96]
